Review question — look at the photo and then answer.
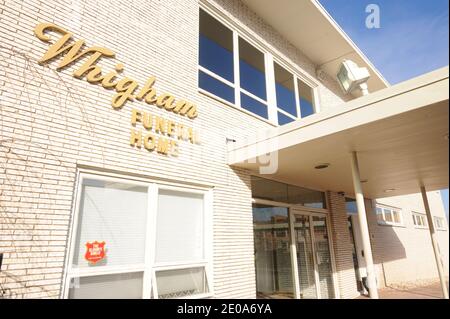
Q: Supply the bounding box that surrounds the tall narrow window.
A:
[154,189,209,298]
[274,62,297,125]
[297,79,315,118]
[273,62,316,125]
[239,37,268,119]
[434,216,446,230]
[412,212,427,228]
[199,9,235,103]
[69,178,148,298]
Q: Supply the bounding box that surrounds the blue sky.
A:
[319,0,449,217]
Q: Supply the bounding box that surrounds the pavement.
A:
[357,281,449,299]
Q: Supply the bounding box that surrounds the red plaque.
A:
[85,241,106,264]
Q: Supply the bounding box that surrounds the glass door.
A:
[291,214,317,298]
[291,210,336,299]
[311,215,335,299]
[253,204,295,299]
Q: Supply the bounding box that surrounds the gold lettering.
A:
[85,67,104,83]
[142,112,153,130]
[154,116,167,135]
[170,140,179,157]
[167,121,176,137]
[156,93,174,109]
[34,23,114,69]
[173,100,198,119]
[177,124,185,140]
[144,134,156,151]
[130,129,142,147]
[187,128,196,144]
[157,137,170,155]
[135,77,157,104]
[34,22,201,126]
[112,77,138,109]
[73,53,103,80]
[131,109,141,125]
[101,63,124,88]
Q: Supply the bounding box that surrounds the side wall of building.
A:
[369,191,449,287]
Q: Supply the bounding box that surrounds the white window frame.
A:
[61,170,214,299]
[198,2,320,126]
[375,204,404,227]
[434,216,447,231]
[412,212,428,229]
[272,57,318,124]
[252,197,340,299]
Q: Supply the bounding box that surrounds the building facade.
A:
[0,0,448,299]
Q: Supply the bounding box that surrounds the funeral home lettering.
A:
[33,22,200,157]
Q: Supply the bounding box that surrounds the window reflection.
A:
[251,176,326,209]
[199,10,234,82]
[253,204,294,299]
[239,38,267,101]
[199,9,234,102]
[274,62,296,117]
[297,79,315,118]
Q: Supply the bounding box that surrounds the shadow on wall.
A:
[350,198,407,289]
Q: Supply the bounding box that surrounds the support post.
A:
[350,152,379,299]
[420,186,449,299]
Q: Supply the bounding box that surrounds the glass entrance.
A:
[292,214,317,298]
[253,204,336,299]
[253,204,294,299]
[312,215,335,299]
[292,211,335,299]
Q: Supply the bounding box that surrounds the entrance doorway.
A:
[253,204,337,299]
[291,210,336,299]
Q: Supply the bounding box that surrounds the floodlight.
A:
[337,60,370,96]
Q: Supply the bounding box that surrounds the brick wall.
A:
[0,0,349,298]
[326,191,360,299]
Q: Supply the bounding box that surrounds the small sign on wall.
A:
[85,241,106,264]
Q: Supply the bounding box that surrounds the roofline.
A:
[311,0,391,88]
[229,65,448,153]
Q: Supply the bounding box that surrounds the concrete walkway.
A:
[358,281,449,299]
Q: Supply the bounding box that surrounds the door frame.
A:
[290,208,339,299]
[253,198,340,299]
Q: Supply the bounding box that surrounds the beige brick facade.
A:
[0,0,347,299]
[0,0,448,299]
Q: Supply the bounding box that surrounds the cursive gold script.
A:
[34,22,198,119]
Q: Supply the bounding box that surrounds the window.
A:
[434,217,446,230]
[345,197,357,214]
[198,9,317,125]
[251,176,326,209]
[297,79,315,118]
[154,189,208,298]
[64,173,212,299]
[412,212,427,228]
[199,9,234,104]
[274,62,296,124]
[375,205,403,226]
